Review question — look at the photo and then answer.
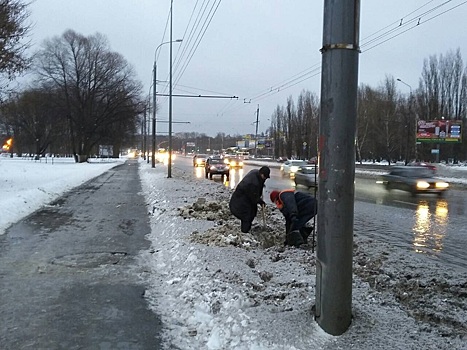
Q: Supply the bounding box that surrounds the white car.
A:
[280,160,308,177]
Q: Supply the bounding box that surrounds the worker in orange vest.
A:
[270,189,317,247]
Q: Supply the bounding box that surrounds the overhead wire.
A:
[171,0,206,78]
[152,0,466,130]
[172,0,222,88]
[159,0,221,100]
[153,0,224,125]
[217,0,466,118]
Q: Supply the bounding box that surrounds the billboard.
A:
[416,120,462,143]
[99,145,113,157]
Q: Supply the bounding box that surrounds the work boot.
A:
[286,230,304,247]
[300,227,313,244]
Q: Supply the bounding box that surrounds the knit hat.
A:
[259,166,270,178]
[270,190,280,203]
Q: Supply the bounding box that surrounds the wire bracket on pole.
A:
[320,43,361,53]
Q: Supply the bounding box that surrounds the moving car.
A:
[377,166,449,196]
[294,165,318,189]
[205,156,230,180]
[407,161,437,173]
[193,154,208,167]
[280,160,308,177]
[224,155,244,168]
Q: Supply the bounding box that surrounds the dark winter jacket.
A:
[229,169,266,222]
[275,190,317,234]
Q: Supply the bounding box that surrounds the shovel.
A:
[261,205,266,229]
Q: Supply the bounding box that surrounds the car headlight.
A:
[239,162,243,166]
[224,159,229,164]
[291,166,299,173]
[416,181,430,189]
[435,182,449,189]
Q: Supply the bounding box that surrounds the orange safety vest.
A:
[273,189,295,210]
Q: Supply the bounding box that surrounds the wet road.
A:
[0,159,162,349]
[184,157,467,270]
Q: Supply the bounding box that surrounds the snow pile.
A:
[139,162,467,350]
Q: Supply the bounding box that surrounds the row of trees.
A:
[1,1,466,163]
[269,49,467,163]
[1,29,144,161]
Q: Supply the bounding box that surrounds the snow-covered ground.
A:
[0,155,123,235]
[137,160,467,349]
[1,155,466,349]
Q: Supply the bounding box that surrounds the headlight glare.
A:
[416,181,430,189]
[435,182,449,189]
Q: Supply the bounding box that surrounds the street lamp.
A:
[396,78,412,94]
[152,37,182,168]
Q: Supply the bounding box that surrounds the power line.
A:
[219,0,466,116]
[173,0,222,87]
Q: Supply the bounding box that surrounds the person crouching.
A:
[270,189,317,247]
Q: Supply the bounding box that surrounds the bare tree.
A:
[1,87,67,156]
[34,30,143,161]
[418,49,467,161]
[356,84,375,163]
[0,0,30,91]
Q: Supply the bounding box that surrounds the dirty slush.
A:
[139,163,467,349]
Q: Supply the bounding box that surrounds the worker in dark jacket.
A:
[229,166,270,233]
[270,189,317,247]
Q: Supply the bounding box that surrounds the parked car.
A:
[224,155,244,168]
[205,156,230,180]
[193,154,208,167]
[294,165,318,188]
[377,166,449,196]
[280,160,308,177]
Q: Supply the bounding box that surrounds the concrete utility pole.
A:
[315,0,360,336]
[168,0,174,178]
[254,105,259,157]
[152,63,157,168]
[142,108,147,160]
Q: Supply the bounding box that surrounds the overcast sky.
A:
[27,0,467,137]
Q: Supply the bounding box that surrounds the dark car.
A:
[205,156,230,180]
[193,154,208,167]
[294,165,318,189]
[377,166,449,196]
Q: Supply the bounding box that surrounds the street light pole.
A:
[152,62,157,168]
[168,0,174,178]
[254,104,259,158]
[152,36,182,169]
